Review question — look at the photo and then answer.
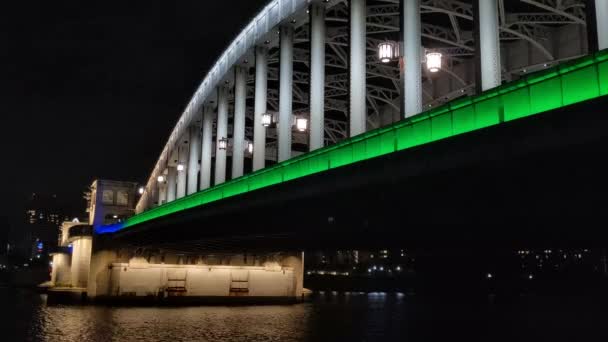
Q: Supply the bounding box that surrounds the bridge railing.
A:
[98,49,608,234]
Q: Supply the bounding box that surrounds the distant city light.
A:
[487,273,493,279]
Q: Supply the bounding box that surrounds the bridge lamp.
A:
[261,112,273,127]
[295,117,308,132]
[176,163,185,172]
[138,187,144,195]
[218,137,228,150]
[426,52,442,73]
[157,175,165,183]
[378,41,398,63]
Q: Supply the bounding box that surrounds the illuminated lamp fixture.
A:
[157,175,165,183]
[295,117,308,132]
[378,41,398,63]
[261,112,273,127]
[426,52,442,72]
[218,137,228,150]
[247,141,253,154]
[176,164,185,172]
[138,187,144,195]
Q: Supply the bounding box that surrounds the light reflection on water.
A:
[3,288,608,341]
[32,302,312,342]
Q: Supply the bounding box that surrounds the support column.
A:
[187,125,201,195]
[150,182,159,207]
[215,86,228,185]
[147,187,155,209]
[403,0,422,117]
[279,25,294,162]
[476,0,501,92]
[71,237,92,288]
[50,252,71,286]
[200,106,213,190]
[310,2,326,150]
[232,66,247,178]
[253,46,268,171]
[596,0,608,50]
[158,179,167,205]
[86,249,118,299]
[350,0,366,136]
[167,166,177,202]
[176,143,188,199]
[282,252,305,300]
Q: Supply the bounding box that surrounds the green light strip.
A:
[123,49,608,229]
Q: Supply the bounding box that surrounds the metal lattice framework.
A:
[137,0,591,213]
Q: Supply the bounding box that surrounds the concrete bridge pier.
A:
[50,251,71,287]
[70,236,92,288]
[86,248,121,300]
[84,243,306,303]
[282,251,305,298]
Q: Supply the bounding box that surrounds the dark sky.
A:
[0,0,268,222]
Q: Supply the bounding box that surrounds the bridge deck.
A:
[97,49,608,235]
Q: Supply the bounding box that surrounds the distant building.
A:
[306,248,415,277]
[25,193,69,226]
[87,180,139,227]
[9,193,70,260]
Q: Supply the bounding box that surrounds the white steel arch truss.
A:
[138,0,590,212]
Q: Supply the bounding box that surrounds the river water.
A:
[3,287,608,341]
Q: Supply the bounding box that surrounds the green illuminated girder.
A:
[123,49,608,229]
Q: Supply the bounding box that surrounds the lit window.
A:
[116,190,128,206]
[102,190,114,204]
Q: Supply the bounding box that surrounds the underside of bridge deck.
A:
[109,94,608,252]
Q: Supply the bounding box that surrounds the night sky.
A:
[1,0,268,222]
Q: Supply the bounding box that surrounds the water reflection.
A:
[35,302,311,342]
[3,288,608,341]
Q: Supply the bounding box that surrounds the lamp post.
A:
[259,112,309,161]
[378,41,399,63]
[218,137,228,150]
[261,112,273,127]
[295,117,308,132]
[425,51,442,73]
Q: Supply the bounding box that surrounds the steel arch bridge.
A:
[97,0,608,235]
